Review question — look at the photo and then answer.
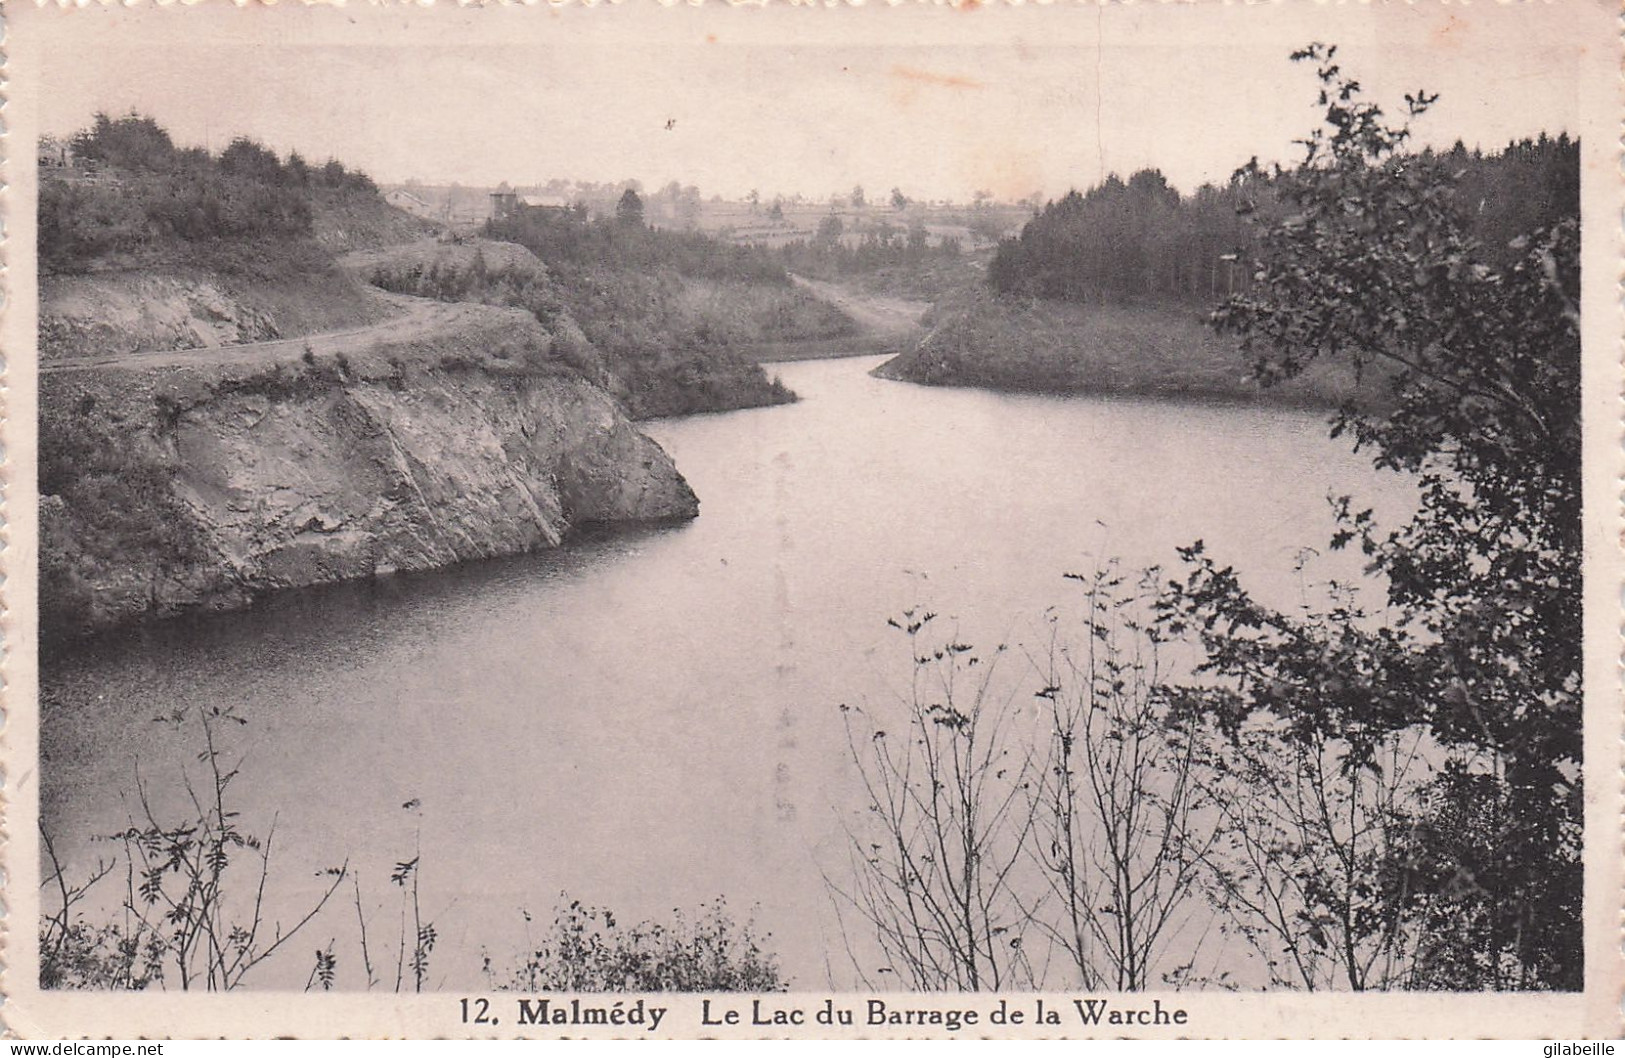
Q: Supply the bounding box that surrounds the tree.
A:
[815,214,844,247]
[850,184,866,209]
[320,158,351,187]
[615,187,645,227]
[1179,703,1434,990]
[70,112,175,172]
[1027,564,1215,991]
[218,137,284,184]
[1163,43,1582,990]
[906,222,929,261]
[831,572,1216,993]
[891,187,909,211]
[830,612,1038,991]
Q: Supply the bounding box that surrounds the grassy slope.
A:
[879,289,1367,409]
[311,187,436,253]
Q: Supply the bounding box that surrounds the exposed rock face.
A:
[40,268,394,362]
[40,273,283,359]
[40,327,698,638]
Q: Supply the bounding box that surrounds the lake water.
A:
[41,353,1414,991]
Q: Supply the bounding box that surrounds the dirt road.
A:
[789,274,930,340]
[41,289,519,374]
[744,275,931,363]
[41,266,928,375]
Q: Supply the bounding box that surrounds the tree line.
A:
[988,131,1577,307]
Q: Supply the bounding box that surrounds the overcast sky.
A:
[23,0,1594,202]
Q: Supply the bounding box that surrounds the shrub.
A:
[39,178,151,272]
[40,705,349,991]
[70,112,176,172]
[485,897,786,993]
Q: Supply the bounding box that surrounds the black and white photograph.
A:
[5,0,1621,1039]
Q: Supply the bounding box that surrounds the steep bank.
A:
[40,307,697,640]
[482,210,833,417]
[354,237,810,419]
[876,289,1366,408]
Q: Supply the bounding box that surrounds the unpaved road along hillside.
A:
[745,275,931,363]
[42,289,514,374]
[789,274,930,341]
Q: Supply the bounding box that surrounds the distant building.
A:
[490,190,571,221]
[490,188,519,221]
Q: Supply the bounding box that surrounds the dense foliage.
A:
[990,170,1255,304]
[1161,44,1582,990]
[989,131,1576,309]
[42,113,382,274]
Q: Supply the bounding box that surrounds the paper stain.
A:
[890,64,985,91]
[959,141,1044,205]
[1430,13,1469,51]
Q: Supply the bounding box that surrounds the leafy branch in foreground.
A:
[1028,563,1216,992]
[829,611,1038,991]
[41,704,348,991]
[39,823,161,990]
[1172,41,1582,989]
[830,572,1219,993]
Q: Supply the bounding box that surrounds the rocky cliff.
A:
[39,307,698,639]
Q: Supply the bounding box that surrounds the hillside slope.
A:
[877,289,1366,408]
